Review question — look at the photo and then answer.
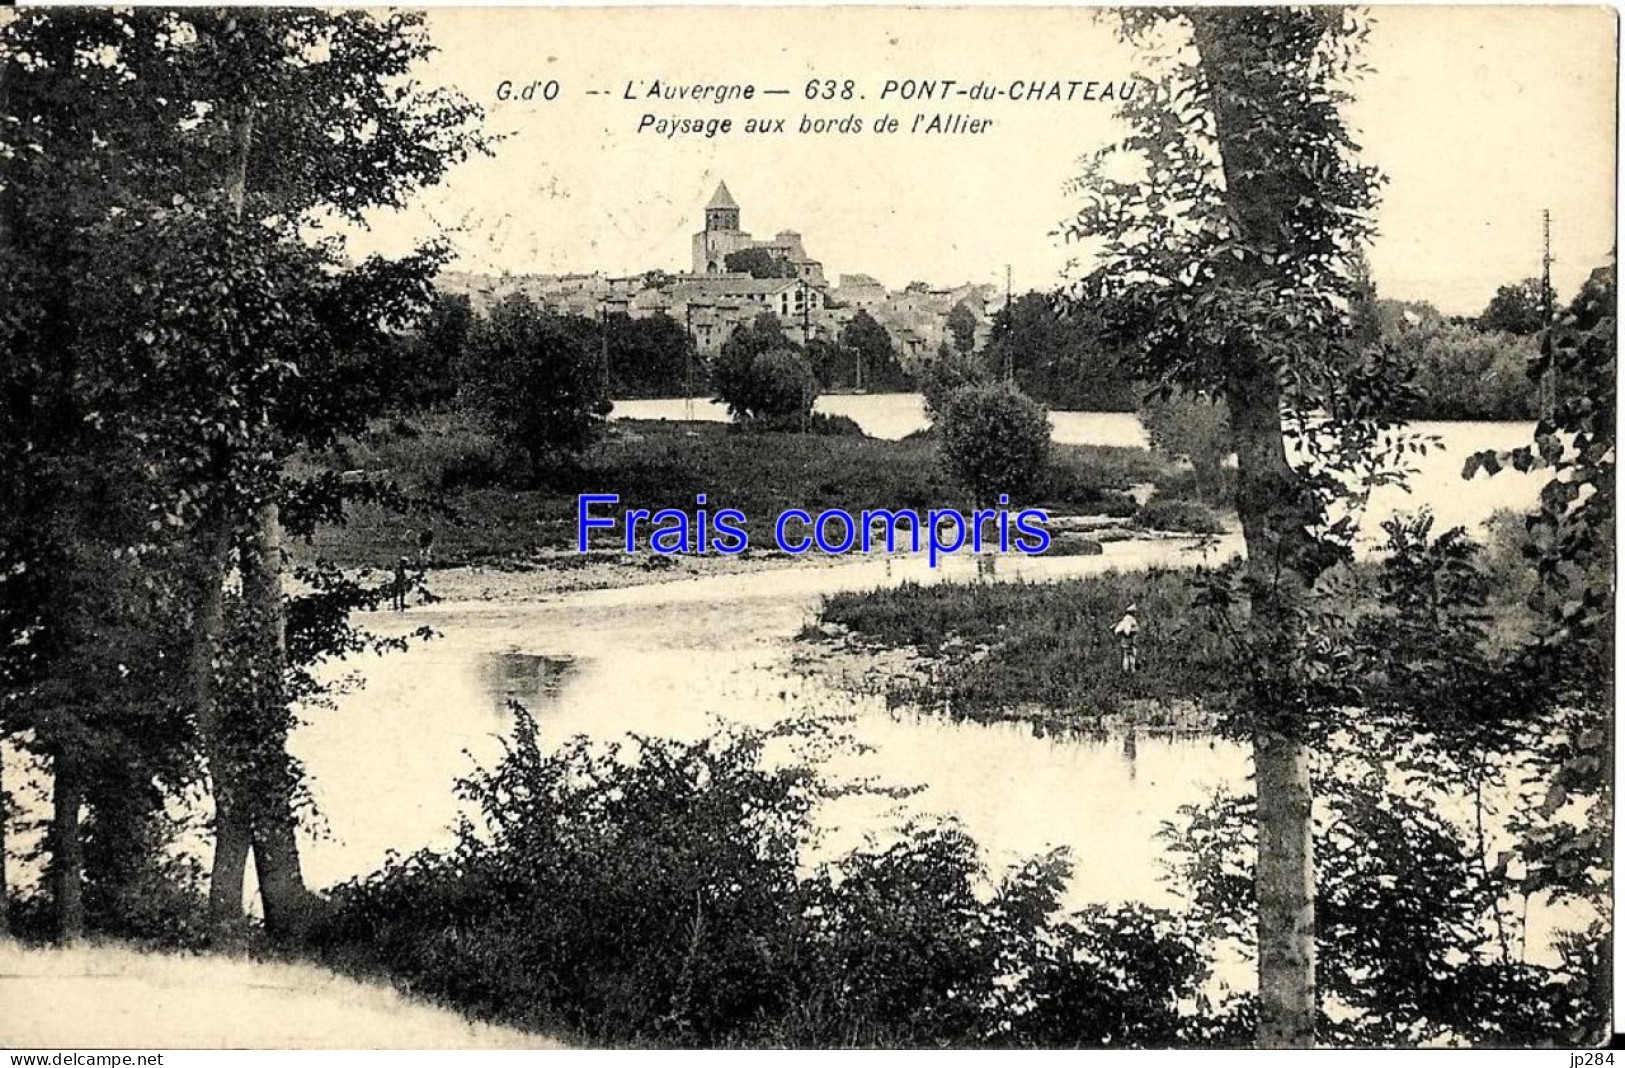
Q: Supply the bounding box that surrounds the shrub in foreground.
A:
[318,709,1219,1047]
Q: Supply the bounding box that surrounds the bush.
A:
[1138,391,1230,505]
[744,411,865,437]
[747,348,819,422]
[319,710,1220,1047]
[1134,499,1225,534]
[1039,464,1141,516]
[937,383,1052,504]
[1148,466,1238,510]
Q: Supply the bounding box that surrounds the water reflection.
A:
[478,652,576,714]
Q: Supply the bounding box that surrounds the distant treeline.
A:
[393,273,1579,420]
[961,280,1570,421]
[390,292,912,408]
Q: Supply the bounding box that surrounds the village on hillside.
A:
[440,180,998,366]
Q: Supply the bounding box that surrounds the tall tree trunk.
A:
[1232,362,1322,1049]
[1,745,11,940]
[218,97,315,941]
[1191,12,1328,1047]
[0,8,15,947]
[238,503,317,941]
[50,746,86,942]
[191,514,252,932]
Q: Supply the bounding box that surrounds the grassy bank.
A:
[803,567,1232,726]
[802,509,1541,729]
[299,411,1169,569]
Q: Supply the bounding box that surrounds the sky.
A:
[346,6,1618,316]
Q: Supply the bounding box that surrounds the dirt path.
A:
[0,942,562,1049]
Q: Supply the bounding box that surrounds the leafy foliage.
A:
[724,247,798,279]
[983,293,1138,412]
[918,348,995,422]
[712,315,821,425]
[936,384,1052,505]
[1165,716,1608,1046]
[321,708,1230,1047]
[838,310,912,391]
[1139,391,1231,504]
[945,302,978,355]
[461,294,612,478]
[1477,277,1556,337]
[0,7,485,937]
[602,312,699,399]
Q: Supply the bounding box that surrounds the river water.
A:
[613,393,1542,539]
[295,401,1544,914]
[4,399,1553,952]
[295,539,1252,908]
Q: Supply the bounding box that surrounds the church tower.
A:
[705,181,740,233]
[692,180,751,274]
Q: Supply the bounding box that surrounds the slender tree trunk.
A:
[0,11,15,948]
[1230,362,1321,1048]
[191,515,251,932]
[238,503,317,941]
[50,746,86,942]
[220,97,316,940]
[1191,13,1328,1047]
[1,744,11,940]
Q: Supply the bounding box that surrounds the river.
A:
[290,401,1544,909]
[4,400,1553,950]
[613,393,1543,539]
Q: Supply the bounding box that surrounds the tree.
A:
[937,384,1052,505]
[838,310,908,391]
[0,8,485,942]
[724,247,798,279]
[464,296,610,477]
[919,348,994,422]
[605,312,694,399]
[712,315,818,426]
[1066,10,1400,1046]
[945,302,978,355]
[745,349,819,424]
[1478,277,1555,336]
[1396,322,1539,421]
[714,314,801,422]
[983,293,1138,411]
[1139,391,1231,504]
[397,290,475,411]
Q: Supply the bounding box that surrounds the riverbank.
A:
[297,413,1168,570]
[796,565,1231,730]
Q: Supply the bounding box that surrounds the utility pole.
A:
[1004,264,1014,383]
[599,301,611,400]
[1540,209,1557,421]
[683,301,696,420]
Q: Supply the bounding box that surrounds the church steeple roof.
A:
[706,181,739,210]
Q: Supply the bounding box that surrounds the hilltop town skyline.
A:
[441,180,1001,364]
[333,7,1614,318]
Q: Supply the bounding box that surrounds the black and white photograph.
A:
[0,3,1616,1052]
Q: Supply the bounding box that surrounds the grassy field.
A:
[298,411,1169,569]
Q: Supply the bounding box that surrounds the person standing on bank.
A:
[1113,603,1139,674]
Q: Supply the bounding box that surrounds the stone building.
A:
[691,182,827,285]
